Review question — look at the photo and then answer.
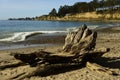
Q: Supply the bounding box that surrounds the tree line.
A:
[49,0,120,17]
[8,17,35,20]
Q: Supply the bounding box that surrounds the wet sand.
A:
[0,26,120,80]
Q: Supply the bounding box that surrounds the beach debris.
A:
[7,24,117,80]
[86,62,116,75]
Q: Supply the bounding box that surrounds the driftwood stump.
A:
[10,24,116,80]
[63,24,97,54]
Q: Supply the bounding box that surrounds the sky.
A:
[0,0,92,20]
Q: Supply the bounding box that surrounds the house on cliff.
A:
[96,5,120,12]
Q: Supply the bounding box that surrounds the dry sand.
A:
[0,26,120,80]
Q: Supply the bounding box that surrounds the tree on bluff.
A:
[49,8,57,16]
[58,5,73,17]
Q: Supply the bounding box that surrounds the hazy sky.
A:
[0,0,92,20]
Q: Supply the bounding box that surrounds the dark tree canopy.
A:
[48,0,120,17]
[49,8,57,16]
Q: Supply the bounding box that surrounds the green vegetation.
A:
[49,0,120,17]
[49,8,57,16]
[9,0,120,21]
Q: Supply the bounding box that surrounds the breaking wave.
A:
[0,31,67,42]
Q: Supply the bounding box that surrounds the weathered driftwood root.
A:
[11,48,110,80]
[13,51,81,66]
[13,51,52,67]
[13,47,110,67]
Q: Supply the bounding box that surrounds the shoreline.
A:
[0,33,65,50]
[7,18,120,22]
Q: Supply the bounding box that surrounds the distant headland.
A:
[8,17,35,20]
[9,0,120,21]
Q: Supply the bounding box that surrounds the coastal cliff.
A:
[36,11,120,21]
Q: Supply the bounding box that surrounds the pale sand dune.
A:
[0,26,120,80]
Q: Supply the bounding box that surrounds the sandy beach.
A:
[0,26,120,80]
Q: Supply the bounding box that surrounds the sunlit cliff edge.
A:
[36,11,120,21]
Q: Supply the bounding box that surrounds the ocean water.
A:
[0,20,120,42]
[0,20,119,50]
